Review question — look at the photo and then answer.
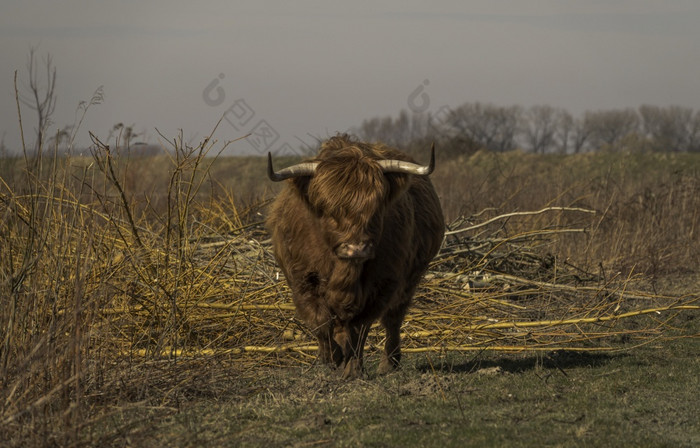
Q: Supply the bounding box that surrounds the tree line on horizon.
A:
[4,49,699,158]
[353,103,700,156]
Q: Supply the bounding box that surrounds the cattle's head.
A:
[268,137,435,262]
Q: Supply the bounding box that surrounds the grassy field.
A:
[92,320,700,447]
[0,140,698,447]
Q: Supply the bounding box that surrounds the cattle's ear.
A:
[384,173,411,203]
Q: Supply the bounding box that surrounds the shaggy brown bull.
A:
[266,135,444,378]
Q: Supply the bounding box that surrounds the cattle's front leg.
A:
[334,322,369,379]
[294,292,343,368]
[316,325,343,367]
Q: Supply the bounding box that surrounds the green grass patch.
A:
[90,313,698,447]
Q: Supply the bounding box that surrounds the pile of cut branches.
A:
[105,204,697,369]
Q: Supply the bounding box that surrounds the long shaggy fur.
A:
[267,135,444,378]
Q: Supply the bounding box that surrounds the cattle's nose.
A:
[336,241,375,260]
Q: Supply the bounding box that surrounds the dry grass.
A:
[0,133,698,446]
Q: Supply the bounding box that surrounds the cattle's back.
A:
[407,174,444,263]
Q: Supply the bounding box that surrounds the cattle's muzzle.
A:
[335,241,375,261]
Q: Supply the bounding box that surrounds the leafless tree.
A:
[0,132,7,158]
[355,110,434,150]
[639,105,699,152]
[447,102,522,152]
[562,117,591,154]
[19,47,57,154]
[554,109,574,154]
[584,108,640,150]
[690,112,700,152]
[355,115,396,145]
[522,105,559,154]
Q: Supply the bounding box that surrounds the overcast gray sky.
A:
[2,1,700,154]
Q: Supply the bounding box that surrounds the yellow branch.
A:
[468,304,698,330]
[118,304,698,358]
[101,302,297,314]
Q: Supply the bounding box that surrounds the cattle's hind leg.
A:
[379,301,410,374]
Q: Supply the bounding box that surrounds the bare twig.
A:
[446,206,596,236]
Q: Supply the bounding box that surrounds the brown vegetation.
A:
[0,134,698,445]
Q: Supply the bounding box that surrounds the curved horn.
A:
[378,143,435,175]
[267,152,318,182]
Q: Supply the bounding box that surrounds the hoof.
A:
[341,358,363,380]
[378,353,401,375]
